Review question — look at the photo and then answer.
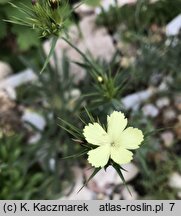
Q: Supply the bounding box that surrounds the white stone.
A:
[158,82,169,91]
[166,14,181,36]
[92,163,139,190]
[0,87,17,100]
[177,191,181,199]
[65,47,86,83]
[0,61,12,80]
[79,16,96,38]
[22,110,46,131]
[163,109,176,122]
[156,97,170,109]
[83,33,115,62]
[160,131,174,147]
[70,89,81,99]
[96,193,110,200]
[168,172,181,189]
[0,69,37,89]
[49,158,56,172]
[28,132,42,144]
[64,88,81,100]
[122,87,156,110]
[112,193,122,200]
[142,104,159,117]
[158,76,173,91]
[79,15,116,62]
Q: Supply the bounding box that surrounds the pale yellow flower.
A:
[83,111,144,168]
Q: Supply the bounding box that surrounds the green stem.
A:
[61,36,100,74]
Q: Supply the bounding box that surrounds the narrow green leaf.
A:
[77,167,101,193]
[40,36,58,74]
[144,127,173,137]
[113,163,132,196]
[119,166,128,172]
[77,115,87,125]
[57,123,80,139]
[58,117,82,136]
[72,60,92,69]
[61,150,88,160]
[84,107,95,123]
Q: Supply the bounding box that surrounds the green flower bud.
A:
[8,0,69,38]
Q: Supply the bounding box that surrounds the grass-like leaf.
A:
[77,167,101,193]
[40,36,58,74]
[113,162,132,196]
[61,150,88,160]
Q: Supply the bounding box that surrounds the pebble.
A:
[96,193,110,200]
[160,131,174,147]
[22,109,46,131]
[142,104,159,117]
[120,57,135,68]
[28,132,42,144]
[168,172,181,189]
[49,158,56,172]
[112,193,122,200]
[79,15,116,62]
[0,69,37,89]
[0,61,12,80]
[122,87,156,110]
[177,191,181,199]
[156,97,170,109]
[166,14,181,36]
[163,108,177,123]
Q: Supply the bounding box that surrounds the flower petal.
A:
[120,127,144,149]
[111,147,133,165]
[87,145,110,168]
[83,123,110,146]
[107,111,127,141]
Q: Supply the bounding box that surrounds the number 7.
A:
[169,203,175,211]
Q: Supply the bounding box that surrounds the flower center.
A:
[111,141,116,147]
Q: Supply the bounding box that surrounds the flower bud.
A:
[49,0,59,10]
[31,0,37,6]
[97,76,103,83]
